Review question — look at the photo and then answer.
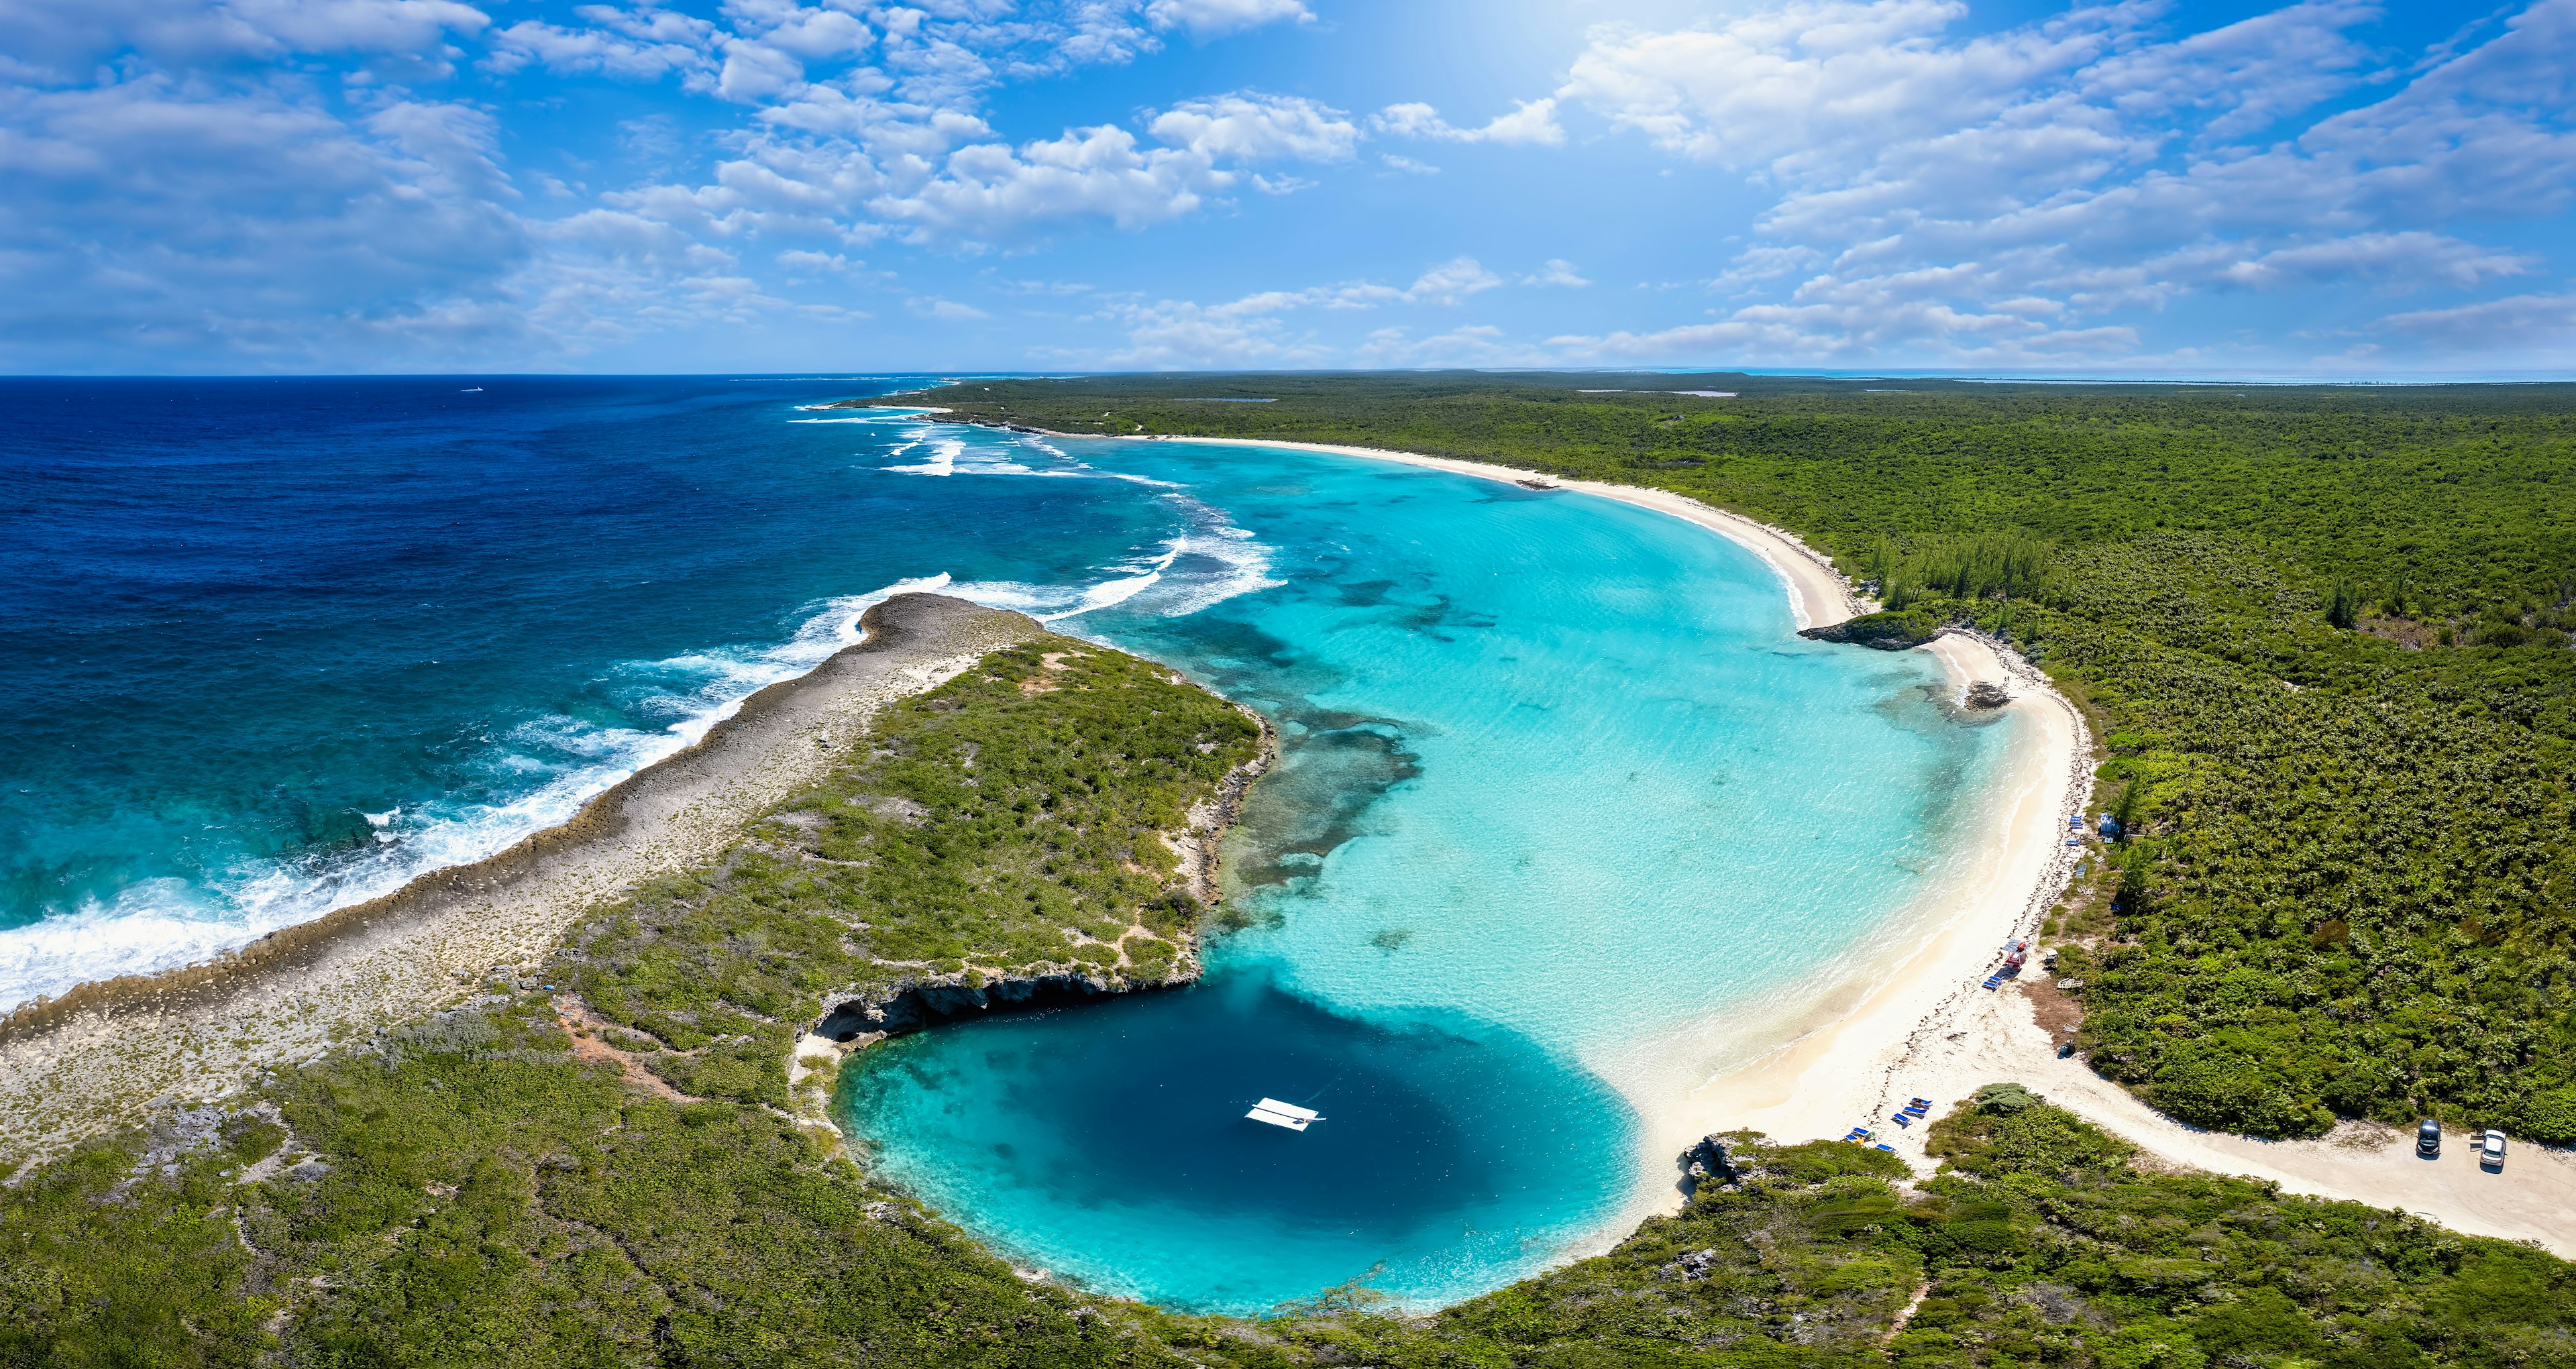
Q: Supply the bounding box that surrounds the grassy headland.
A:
[7,617,2574,1366]
[864,374,2576,1144]
[2,631,1261,1366]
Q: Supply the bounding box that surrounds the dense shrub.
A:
[920,374,2576,1136]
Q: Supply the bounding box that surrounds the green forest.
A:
[13,378,2576,1367]
[9,623,2575,1367]
[871,374,2576,1143]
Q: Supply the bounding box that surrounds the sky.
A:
[3,0,2572,375]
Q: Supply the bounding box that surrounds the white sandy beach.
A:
[1144,432,2576,1258]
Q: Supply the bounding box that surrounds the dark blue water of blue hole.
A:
[845,969,1631,1313]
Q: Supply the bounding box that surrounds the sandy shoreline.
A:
[1648,632,2086,1162]
[1120,431,2576,1258]
[1144,437,1868,631]
[0,595,1042,1164]
[1125,437,2091,1138]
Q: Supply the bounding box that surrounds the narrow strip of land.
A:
[0,595,1042,1165]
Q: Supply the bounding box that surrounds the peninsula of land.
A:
[873,391,2576,1260]
[0,595,1047,1162]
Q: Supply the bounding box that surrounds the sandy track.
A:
[0,594,1042,1166]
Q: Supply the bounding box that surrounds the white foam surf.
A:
[0,573,957,1011]
[0,419,1281,1013]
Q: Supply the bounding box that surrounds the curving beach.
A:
[1138,433,2576,1258]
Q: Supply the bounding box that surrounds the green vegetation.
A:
[875,374,2576,1141]
[0,635,1264,1368]
[561,637,1259,1107]
[22,1014,2573,1366]
[1275,1085,2576,1368]
[11,382,2576,1366]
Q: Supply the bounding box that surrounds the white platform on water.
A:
[1246,1097,1323,1131]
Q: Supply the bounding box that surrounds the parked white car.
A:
[2480,1130,2508,1168]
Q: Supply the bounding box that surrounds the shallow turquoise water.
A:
[7,384,2005,1315]
[847,434,2010,1313]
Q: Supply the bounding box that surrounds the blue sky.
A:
[3,0,2571,374]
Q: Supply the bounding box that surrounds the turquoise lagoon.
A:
[1,380,2011,1317]
[845,426,2018,1313]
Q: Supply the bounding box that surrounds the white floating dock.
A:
[1246,1097,1323,1131]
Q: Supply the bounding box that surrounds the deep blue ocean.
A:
[0,375,2012,1313]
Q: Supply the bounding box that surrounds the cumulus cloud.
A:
[1525,258,1589,288]
[488,5,714,82]
[1091,295,1336,368]
[0,76,535,370]
[0,0,490,80]
[1358,323,1554,368]
[1144,0,1313,40]
[866,125,1216,239]
[1402,256,1502,305]
[851,92,1356,242]
[2373,292,2576,347]
[1374,97,1564,146]
[1148,93,1357,162]
[1071,261,1538,367]
[1538,0,2576,362]
[910,296,989,321]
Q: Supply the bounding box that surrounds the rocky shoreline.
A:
[810,702,1275,1044]
[0,594,1045,1164]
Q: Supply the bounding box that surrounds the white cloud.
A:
[1358,323,1556,368]
[2374,292,2576,347]
[0,0,490,80]
[911,295,989,320]
[1381,154,1439,175]
[777,248,851,278]
[1091,296,1335,368]
[0,76,537,370]
[1143,0,1313,40]
[1538,0,2576,361]
[867,124,1214,239]
[851,92,1356,243]
[1147,93,1358,162]
[1374,97,1564,147]
[489,7,714,82]
[1403,256,1501,305]
[1524,258,1590,288]
[1071,265,1544,366]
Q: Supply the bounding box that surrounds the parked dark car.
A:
[2417,1119,2441,1156]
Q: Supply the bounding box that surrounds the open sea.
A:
[0,375,2014,1313]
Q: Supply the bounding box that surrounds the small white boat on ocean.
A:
[1245,1097,1324,1131]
